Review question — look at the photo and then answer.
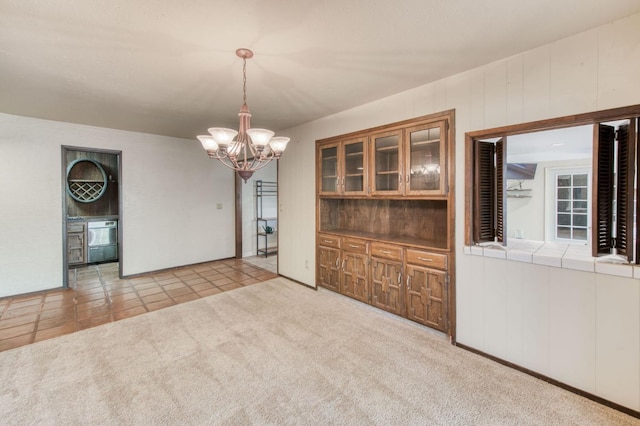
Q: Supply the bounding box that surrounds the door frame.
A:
[62,146,123,288]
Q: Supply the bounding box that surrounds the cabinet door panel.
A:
[371,131,403,195]
[319,143,340,195]
[318,246,340,291]
[370,257,404,315]
[406,265,447,332]
[342,252,368,303]
[68,232,85,265]
[406,122,446,196]
[342,139,367,195]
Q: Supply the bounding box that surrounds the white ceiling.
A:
[1,1,639,140]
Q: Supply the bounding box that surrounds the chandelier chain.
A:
[242,57,247,105]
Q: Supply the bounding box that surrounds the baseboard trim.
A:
[120,256,237,279]
[454,342,640,419]
[278,274,317,290]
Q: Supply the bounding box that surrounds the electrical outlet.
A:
[305,260,309,269]
[216,203,223,210]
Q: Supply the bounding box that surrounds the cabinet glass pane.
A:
[375,135,399,191]
[409,127,440,191]
[321,146,338,192]
[344,141,364,192]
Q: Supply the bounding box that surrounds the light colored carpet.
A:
[0,277,635,425]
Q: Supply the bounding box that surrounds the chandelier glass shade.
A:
[197,48,289,182]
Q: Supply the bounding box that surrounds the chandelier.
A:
[197,48,289,182]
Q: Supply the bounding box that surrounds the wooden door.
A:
[370,257,404,315]
[341,252,368,303]
[406,265,447,332]
[317,246,340,291]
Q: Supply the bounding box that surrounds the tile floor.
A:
[0,257,278,353]
[244,254,277,274]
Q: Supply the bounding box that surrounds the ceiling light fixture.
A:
[197,48,289,182]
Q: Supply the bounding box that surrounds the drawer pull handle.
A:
[418,257,433,262]
[324,240,333,244]
[349,244,359,248]
[380,250,392,254]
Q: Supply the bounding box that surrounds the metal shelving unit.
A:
[256,180,278,257]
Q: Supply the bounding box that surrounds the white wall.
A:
[241,161,277,258]
[278,13,640,411]
[0,114,235,297]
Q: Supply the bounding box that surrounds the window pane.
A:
[573,201,588,213]
[557,188,570,199]
[573,188,588,200]
[553,170,590,243]
[573,174,588,186]
[557,213,571,226]
[573,228,587,240]
[573,214,587,227]
[557,227,571,239]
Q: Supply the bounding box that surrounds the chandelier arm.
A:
[209,146,241,169]
[212,155,242,172]
[247,155,277,173]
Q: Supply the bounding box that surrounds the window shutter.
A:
[616,123,633,261]
[495,138,506,243]
[633,118,640,264]
[474,141,496,243]
[593,124,615,257]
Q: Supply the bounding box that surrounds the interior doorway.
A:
[62,146,122,288]
[236,161,278,273]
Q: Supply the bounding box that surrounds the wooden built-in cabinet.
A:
[317,235,341,292]
[316,110,455,336]
[319,137,368,196]
[405,249,448,330]
[370,242,405,316]
[341,238,369,303]
[67,222,86,265]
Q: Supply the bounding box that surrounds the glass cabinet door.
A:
[371,130,402,195]
[319,143,339,195]
[405,123,446,195]
[342,139,366,195]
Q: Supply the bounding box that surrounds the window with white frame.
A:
[546,168,590,244]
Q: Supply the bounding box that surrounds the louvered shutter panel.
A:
[616,123,633,260]
[593,124,615,257]
[632,118,640,264]
[495,138,506,244]
[474,141,496,243]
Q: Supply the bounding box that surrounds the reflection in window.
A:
[555,172,589,241]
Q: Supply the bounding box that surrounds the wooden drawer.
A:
[342,238,368,254]
[318,234,341,249]
[370,243,403,261]
[406,249,447,270]
[67,223,85,233]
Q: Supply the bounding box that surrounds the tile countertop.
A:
[67,216,119,222]
[464,240,638,278]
